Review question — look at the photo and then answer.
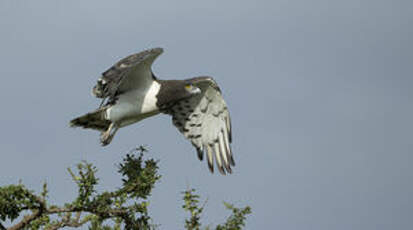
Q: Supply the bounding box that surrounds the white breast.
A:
[105,81,161,126]
[141,80,161,113]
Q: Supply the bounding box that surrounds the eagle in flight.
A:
[70,48,234,174]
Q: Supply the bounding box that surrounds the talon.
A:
[100,123,118,146]
[100,132,110,146]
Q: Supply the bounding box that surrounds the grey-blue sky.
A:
[0,0,412,229]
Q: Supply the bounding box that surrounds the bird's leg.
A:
[99,98,106,108]
[100,122,119,146]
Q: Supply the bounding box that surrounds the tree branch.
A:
[7,194,46,230]
[45,212,90,230]
[1,148,250,229]
[8,210,42,230]
[46,206,128,216]
[6,203,130,230]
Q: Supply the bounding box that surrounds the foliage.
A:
[182,189,204,230]
[182,189,251,230]
[0,147,250,230]
[215,203,251,230]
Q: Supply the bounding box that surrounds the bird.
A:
[70,48,235,174]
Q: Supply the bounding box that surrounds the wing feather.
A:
[92,48,163,102]
[213,142,225,175]
[223,128,235,166]
[196,147,204,161]
[167,76,234,174]
[206,144,214,173]
[219,131,231,173]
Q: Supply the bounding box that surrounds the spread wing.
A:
[168,77,234,175]
[92,47,163,103]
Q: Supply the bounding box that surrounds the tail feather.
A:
[70,107,111,131]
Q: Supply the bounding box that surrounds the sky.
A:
[0,0,412,229]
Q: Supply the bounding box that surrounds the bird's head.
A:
[156,80,202,109]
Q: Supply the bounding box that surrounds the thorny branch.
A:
[0,147,251,230]
[1,148,157,230]
[6,191,46,230]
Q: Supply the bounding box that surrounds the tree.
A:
[0,147,250,229]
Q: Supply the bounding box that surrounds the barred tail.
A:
[70,107,111,131]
